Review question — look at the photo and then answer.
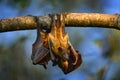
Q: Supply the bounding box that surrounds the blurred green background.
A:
[0,0,120,80]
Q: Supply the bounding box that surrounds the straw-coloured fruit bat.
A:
[31,14,82,74]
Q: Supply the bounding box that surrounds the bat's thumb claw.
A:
[32,62,37,65]
[43,64,47,69]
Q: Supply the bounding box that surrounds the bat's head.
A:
[58,47,69,61]
[58,47,82,74]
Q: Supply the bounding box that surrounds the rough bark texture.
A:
[0,13,120,32]
[65,13,120,29]
[0,16,37,32]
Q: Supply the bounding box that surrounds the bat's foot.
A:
[32,62,37,65]
[43,64,47,69]
[52,60,58,66]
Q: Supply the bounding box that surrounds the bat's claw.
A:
[43,64,47,69]
[52,59,58,66]
[33,62,37,65]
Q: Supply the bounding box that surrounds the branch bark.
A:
[0,13,120,32]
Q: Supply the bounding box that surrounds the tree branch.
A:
[0,13,120,32]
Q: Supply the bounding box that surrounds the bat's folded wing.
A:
[31,29,50,67]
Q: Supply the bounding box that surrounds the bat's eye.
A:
[58,47,63,51]
[41,28,47,33]
[40,25,51,33]
[41,27,51,33]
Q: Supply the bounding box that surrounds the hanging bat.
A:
[31,27,50,69]
[31,14,82,74]
[48,14,82,74]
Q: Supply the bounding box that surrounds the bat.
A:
[31,14,82,74]
[48,14,82,74]
[31,27,50,69]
